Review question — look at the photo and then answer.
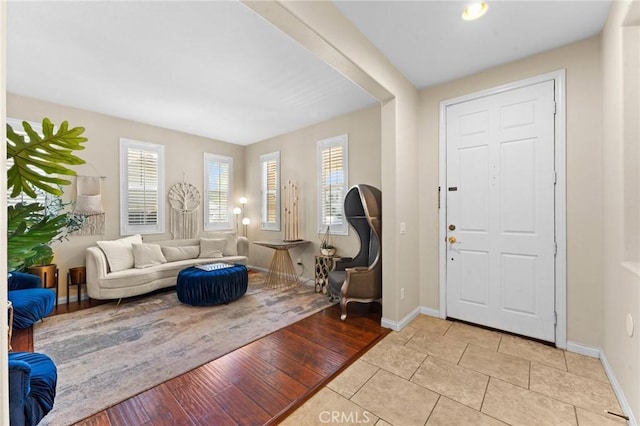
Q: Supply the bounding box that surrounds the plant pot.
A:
[68,266,86,285]
[27,264,58,289]
[320,248,336,257]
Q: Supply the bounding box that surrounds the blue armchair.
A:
[8,272,56,329]
[9,352,57,426]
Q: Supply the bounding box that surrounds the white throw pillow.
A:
[201,232,238,256]
[132,243,167,269]
[199,238,227,258]
[97,234,143,272]
[161,245,200,262]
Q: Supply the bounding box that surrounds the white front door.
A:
[445,80,556,342]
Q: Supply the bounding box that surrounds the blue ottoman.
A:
[177,265,248,306]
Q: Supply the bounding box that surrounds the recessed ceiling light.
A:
[462,2,489,21]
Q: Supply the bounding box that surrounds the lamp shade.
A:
[242,217,250,226]
[233,207,242,215]
[239,197,248,205]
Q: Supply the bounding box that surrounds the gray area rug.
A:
[34,275,334,425]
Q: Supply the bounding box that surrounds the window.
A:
[204,153,233,231]
[260,151,280,231]
[120,138,165,235]
[317,134,348,235]
[6,118,53,209]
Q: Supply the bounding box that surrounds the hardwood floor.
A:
[12,294,388,425]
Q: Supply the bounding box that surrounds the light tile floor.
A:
[281,315,627,426]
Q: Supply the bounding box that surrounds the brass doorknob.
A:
[448,236,457,244]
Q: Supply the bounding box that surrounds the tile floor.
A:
[281,315,626,426]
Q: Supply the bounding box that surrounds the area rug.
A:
[34,274,334,425]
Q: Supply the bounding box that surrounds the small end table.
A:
[67,266,86,306]
[315,255,339,295]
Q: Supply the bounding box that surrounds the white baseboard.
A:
[56,294,87,305]
[247,265,268,273]
[248,265,313,287]
[381,306,421,331]
[600,350,637,426]
[420,306,440,318]
[566,342,636,425]
[566,340,601,358]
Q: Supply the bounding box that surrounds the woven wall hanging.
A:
[168,181,201,239]
[74,175,106,235]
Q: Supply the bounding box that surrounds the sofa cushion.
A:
[161,245,200,262]
[199,238,226,258]
[132,243,167,269]
[97,234,142,272]
[201,232,238,256]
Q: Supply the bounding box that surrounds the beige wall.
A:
[418,36,604,347]
[7,94,245,302]
[602,0,640,421]
[276,1,421,323]
[244,105,381,275]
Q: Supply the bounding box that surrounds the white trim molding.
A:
[600,350,637,426]
[381,306,421,331]
[438,70,567,348]
[565,342,636,425]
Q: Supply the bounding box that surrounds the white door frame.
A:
[438,70,567,348]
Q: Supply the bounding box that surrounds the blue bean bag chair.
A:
[9,352,57,426]
[8,272,56,329]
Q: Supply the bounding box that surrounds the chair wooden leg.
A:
[340,298,348,321]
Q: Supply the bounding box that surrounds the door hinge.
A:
[554,241,558,256]
[552,102,557,115]
[553,171,557,184]
[438,186,441,209]
[554,312,558,325]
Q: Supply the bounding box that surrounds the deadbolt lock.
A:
[448,224,456,231]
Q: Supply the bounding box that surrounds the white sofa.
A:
[86,234,249,300]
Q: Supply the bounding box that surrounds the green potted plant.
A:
[6,118,88,275]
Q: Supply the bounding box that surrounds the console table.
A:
[253,240,310,289]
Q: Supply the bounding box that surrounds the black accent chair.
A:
[328,184,382,320]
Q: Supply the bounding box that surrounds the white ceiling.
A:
[335,0,612,89]
[7,1,611,146]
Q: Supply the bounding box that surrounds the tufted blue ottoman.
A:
[177,264,248,306]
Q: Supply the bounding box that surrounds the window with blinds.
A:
[120,139,165,235]
[6,118,51,209]
[204,153,233,231]
[317,134,349,235]
[260,151,280,231]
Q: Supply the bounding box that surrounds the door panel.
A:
[446,80,556,342]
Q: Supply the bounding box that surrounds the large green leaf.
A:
[7,118,88,198]
[7,203,68,271]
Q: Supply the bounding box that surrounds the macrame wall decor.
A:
[168,180,201,240]
[74,175,106,235]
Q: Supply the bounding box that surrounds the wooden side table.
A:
[315,255,338,295]
[67,266,86,306]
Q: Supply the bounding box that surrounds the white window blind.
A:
[204,153,233,231]
[317,134,349,235]
[261,151,280,231]
[120,139,165,235]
